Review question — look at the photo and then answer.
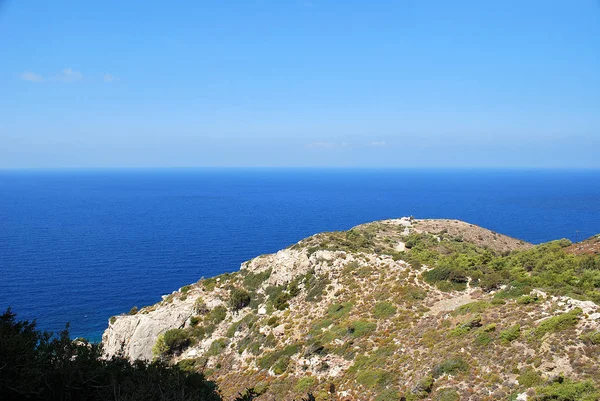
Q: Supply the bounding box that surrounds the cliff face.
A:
[101,218,600,401]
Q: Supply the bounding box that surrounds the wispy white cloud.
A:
[306,141,350,149]
[20,71,44,82]
[369,141,386,147]
[103,73,117,83]
[55,68,83,82]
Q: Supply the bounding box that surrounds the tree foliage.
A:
[0,308,221,401]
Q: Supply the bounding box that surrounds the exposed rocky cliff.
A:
[102,218,600,401]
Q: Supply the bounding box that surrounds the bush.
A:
[435,388,460,401]
[327,302,353,320]
[258,344,300,371]
[356,368,392,389]
[474,331,492,346]
[373,301,397,319]
[375,389,401,401]
[206,338,229,357]
[517,295,538,305]
[194,297,209,314]
[295,377,317,393]
[433,358,469,378]
[518,368,543,387]
[412,375,434,396]
[128,306,138,315]
[533,379,599,401]
[229,288,251,311]
[423,267,468,291]
[452,301,490,316]
[534,308,581,338]
[207,305,227,324]
[0,309,221,401]
[305,274,331,302]
[348,320,377,337]
[581,331,600,345]
[243,269,272,291]
[499,324,521,343]
[273,292,291,311]
[161,328,191,356]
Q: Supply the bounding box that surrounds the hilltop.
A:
[102,218,600,401]
[565,234,600,256]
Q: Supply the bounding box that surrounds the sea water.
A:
[1,168,599,340]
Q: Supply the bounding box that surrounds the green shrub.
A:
[258,344,300,371]
[305,274,331,302]
[207,305,227,324]
[412,374,434,396]
[272,356,290,375]
[533,379,599,401]
[273,292,291,311]
[348,320,377,337]
[288,280,301,297]
[375,388,401,401]
[109,316,116,324]
[518,368,543,387]
[373,301,397,319]
[202,277,218,291]
[176,357,207,372]
[423,267,468,291]
[229,288,251,311]
[189,325,206,340]
[190,315,201,327]
[128,306,138,315]
[517,295,538,305]
[295,377,317,393]
[450,325,471,337]
[580,331,600,345]
[304,340,326,357]
[152,334,168,357]
[205,338,229,357]
[243,269,272,291]
[162,328,191,355]
[534,308,581,338]
[433,358,469,378]
[451,315,482,337]
[435,388,460,401]
[327,302,353,320]
[474,331,492,346]
[194,297,209,314]
[500,324,521,343]
[494,285,530,300]
[452,301,490,316]
[356,368,392,389]
[181,285,192,294]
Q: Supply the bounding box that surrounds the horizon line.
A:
[2,166,600,172]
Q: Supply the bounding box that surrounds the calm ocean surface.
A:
[1,168,599,340]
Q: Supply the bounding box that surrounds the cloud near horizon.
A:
[20,68,85,83]
[306,141,350,149]
[55,68,83,82]
[103,73,117,83]
[20,71,44,82]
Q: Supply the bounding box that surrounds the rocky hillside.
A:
[102,218,600,401]
[565,234,600,256]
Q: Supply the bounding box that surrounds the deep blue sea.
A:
[1,168,599,341]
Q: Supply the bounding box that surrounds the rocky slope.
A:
[102,218,600,401]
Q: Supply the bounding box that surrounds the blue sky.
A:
[1,0,599,168]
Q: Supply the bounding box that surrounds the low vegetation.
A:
[103,219,600,400]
